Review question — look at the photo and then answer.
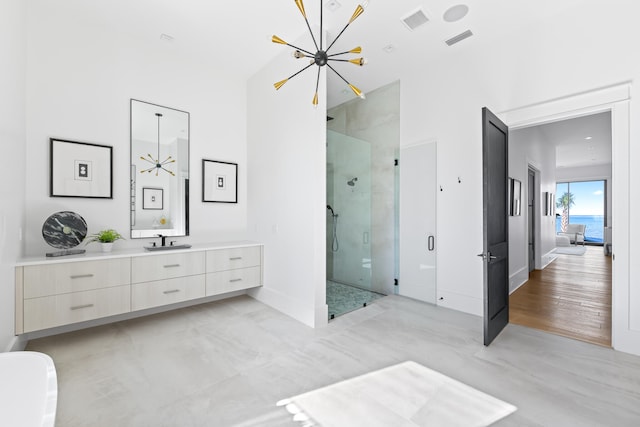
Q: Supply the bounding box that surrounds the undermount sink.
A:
[144,244,192,251]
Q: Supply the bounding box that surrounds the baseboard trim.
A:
[509,267,529,294]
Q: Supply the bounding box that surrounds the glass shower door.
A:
[326,129,372,290]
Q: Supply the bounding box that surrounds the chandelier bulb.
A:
[362,0,370,9]
[348,57,367,66]
[293,50,305,59]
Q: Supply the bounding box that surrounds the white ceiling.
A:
[529,112,612,169]
[55,0,585,108]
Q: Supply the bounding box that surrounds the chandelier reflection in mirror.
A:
[272,0,369,106]
[140,113,175,176]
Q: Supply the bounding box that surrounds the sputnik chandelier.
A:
[140,112,175,176]
[272,0,369,106]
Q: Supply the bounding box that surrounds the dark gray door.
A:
[481,107,509,346]
[528,168,535,273]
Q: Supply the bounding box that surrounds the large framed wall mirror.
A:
[130,99,190,238]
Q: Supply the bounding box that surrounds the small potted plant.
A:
[86,229,124,252]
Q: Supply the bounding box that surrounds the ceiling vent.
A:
[445,29,473,46]
[401,9,429,31]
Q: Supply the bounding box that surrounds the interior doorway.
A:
[508,112,613,346]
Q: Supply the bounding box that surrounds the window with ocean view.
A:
[556,180,605,244]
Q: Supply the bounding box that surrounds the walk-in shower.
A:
[326,130,383,318]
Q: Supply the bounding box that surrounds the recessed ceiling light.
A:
[325,0,341,12]
[585,136,593,140]
[160,33,174,42]
[341,89,350,95]
[443,4,469,23]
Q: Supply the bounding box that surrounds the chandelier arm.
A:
[286,43,315,57]
[326,63,352,86]
[284,62,316,82]
[301,16,320,52]
[328,50,355,58]
[325,22,352,53]
[314,66,321,96]
[328,58,351,63]
[320,0,323,51]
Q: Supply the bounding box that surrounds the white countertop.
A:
[0,351,58,427]
[16,240,263,266]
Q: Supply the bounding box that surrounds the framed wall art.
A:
[50,138,113,198]
[142,187,164,210]
[202,159,238,203]
[511,178,522,216]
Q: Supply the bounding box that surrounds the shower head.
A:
[347,177,358,186]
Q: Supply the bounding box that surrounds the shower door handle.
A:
[428,235,435,251]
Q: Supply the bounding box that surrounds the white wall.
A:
[398,2,640,318]
[0,0,27,351]
[509,126,558,292]
[246,41,328,327]
[24,0,248,256]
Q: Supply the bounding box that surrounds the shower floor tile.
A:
[327,281,385,319]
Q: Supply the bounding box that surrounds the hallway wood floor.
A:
[509,246,612,347]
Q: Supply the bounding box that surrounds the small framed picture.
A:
[511,178,522,216]
[202,159,238,203]
[50,138,113,198]
[142,187,164,210]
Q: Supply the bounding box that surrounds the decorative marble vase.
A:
[101,242,114,253]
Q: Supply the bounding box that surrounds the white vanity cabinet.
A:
[19,258,132,333]
[130,252,206,311]
[15,242,263,335]
[206,246,263,295]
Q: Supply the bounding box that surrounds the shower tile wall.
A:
[328,81,400,294]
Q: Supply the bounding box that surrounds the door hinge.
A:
[394,278,398,286]
[394,159,399,166]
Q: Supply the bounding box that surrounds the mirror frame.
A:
[130,99,190,239]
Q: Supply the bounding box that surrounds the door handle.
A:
[477,252,497,261]
[428,235,435,251]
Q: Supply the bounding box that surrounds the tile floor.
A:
[326,280,385,319]
[26,295,640,427]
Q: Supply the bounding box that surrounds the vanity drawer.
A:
[131,275,206,311]
[23,285,131,333]
[23,258,131,299]
[131,252,205,283]
[206,246,261,272]
[206,266,262,295]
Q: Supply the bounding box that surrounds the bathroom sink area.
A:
[0,351,57,427]
[144,244,192,251]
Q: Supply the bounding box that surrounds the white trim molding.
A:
[499,82,637,355]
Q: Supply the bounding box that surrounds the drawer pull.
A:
[70,304,94,310]
[163,264,181,268]
[229,278,243,283]
[70,274,94,279]
[163,289,181,295]
[230,257,243,261]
